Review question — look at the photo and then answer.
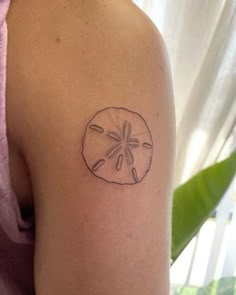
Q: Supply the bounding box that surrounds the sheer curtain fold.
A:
[133,0,236,185]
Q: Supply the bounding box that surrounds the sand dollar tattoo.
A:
[82,107,153,185]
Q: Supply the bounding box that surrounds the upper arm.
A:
[7,3,175,294]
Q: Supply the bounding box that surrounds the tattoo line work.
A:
[89,124,104,133]
[92,159,105,171]
[82,107,153,185]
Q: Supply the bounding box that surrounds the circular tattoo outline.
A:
[81,107,153,185]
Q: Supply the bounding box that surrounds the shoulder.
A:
[6,0,174,155]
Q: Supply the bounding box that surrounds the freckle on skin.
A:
[56,37,61,43]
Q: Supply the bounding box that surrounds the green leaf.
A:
[172,151,236,262]
[172,277,236,294]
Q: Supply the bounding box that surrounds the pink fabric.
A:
[0,1,35,294]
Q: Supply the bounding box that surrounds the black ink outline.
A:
[92,159,105,171]
[143,142,153,149]
[132,167,138,183]
[116,154,124,171]
[124,146,134,165]
[89,124,104,133]
[81,107,153,185]
[107,131,121,141]
[105,144,122,159]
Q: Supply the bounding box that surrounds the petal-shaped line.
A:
[127,138,139,144]
[92,159,105,171]
[132,167,138,183]
[143,142,153,149]
[107,131,121,142]
[89,124,104,133]
[105,143,122,159]
[122,120,132,140]
[127,137,140,148]
[124,146,134,165]
[116,154,124,171]
[128,143,140,148]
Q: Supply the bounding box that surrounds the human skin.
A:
[6,0,175,294]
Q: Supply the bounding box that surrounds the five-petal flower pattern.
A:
[82,107,153,184]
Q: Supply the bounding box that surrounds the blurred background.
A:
[133,0,236,293]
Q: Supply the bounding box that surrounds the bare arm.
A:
[7,1,175,294]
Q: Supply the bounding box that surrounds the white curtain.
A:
[133,0,236,186]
